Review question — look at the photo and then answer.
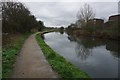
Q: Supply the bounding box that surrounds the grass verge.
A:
[36,32,90,79]
[2,33,30,78]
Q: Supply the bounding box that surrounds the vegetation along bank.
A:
[2,33,30,78]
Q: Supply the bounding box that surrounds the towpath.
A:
[12,33,57,78]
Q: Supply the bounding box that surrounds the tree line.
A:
[66,3,119,40]
[2,1,45,34]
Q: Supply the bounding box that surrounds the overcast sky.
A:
[19,0,119,27]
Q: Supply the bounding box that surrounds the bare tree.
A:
[77,3,95,28]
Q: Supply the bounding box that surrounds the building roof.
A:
[109,14,120,18]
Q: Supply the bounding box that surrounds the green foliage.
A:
[2,2,44,33]
[2,33,30,78]
[36,33,90,78]
[60,26,64,30]
[38,21,45,31]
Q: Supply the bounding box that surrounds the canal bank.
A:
[36,31,90,78]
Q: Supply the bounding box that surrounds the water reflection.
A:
[41,34,45,40]
[67,35,102,60]
[106,40,119,57]
[44,32,119,78]
[59,30,64,34]
[67,33,119,58]
[75,44,91,60]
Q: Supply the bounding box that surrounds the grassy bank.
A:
[2,33,30,78]
[36,32,90,78]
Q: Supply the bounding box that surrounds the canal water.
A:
[43,32,119,78]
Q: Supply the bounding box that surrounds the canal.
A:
[43,32,119,78]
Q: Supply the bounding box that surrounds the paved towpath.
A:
[12,33,57,78]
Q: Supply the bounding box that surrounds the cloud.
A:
[88,2,118,19]
[23,2,118,27]
[18,0,119,2]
